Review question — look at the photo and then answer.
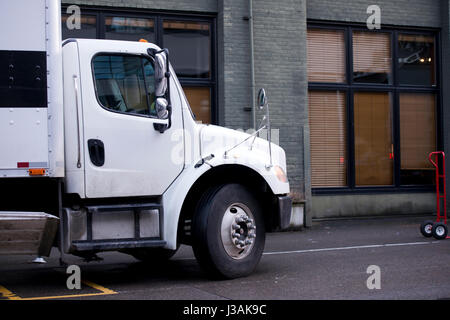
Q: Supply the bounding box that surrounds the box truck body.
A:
[0,0,64,178]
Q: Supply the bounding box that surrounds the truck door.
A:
[77,42,184,198]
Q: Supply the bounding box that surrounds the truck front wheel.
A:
[192,184,265,279]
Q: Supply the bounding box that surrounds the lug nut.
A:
[232,224,240,230]
[233,233,240,238]
[245,239,253,245]
[248,233,256,238]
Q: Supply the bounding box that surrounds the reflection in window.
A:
[354,92,393,186]
[309,91,347,187]
[105,17,155,43]
[353,32,392,84]
[307,29,346,83]
[61,14,97,39]
[92,55,156,116]
[400,93,436,185]
[183,87,211,124]
[163,20,211,78]
[398,34,435,86]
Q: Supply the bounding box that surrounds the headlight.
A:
[274,165,288,183]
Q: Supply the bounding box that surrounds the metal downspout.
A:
[249,0,256,130]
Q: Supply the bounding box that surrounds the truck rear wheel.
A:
[192,184,265,279]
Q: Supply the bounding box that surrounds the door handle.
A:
[87,139,105,167]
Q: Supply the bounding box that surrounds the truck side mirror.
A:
[256,88,272,168]
[148,48,172,132]
[155,97,169,119]
[257,88,267,110]
[154,53,168,97]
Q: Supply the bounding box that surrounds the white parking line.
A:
[262,241,441,256]
[173,241,441,261]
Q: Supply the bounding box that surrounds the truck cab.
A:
[0,0,291,279]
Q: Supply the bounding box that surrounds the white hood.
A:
[198,125,287,173]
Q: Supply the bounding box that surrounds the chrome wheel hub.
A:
[221,203,256,260]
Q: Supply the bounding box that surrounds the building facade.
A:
[61,0,450,227]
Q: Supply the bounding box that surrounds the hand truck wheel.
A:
[420,220,434,238]
[432,222,448,240]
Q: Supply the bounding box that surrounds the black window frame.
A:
[308,21,442,195]
[61,5,218,125]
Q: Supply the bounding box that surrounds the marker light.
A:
[28,168,46,176]
[274,165,288,183]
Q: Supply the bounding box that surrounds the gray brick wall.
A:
[307,0,441,28]
[252,0,308,201]
[217,0,309,202]
[62,0,218,13]
[217,0,253,130]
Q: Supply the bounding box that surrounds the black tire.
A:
[432,222,448,240]
[125,247,178,263]
[192,183,265,279]
[420,220,434,238]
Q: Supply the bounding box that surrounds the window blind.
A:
[309,91,347,187]
[354,92,393,186]
[307,29,346,83]
[353,31,391,74]
[400,93,436,170]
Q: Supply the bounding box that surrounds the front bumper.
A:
[276,195,292,230]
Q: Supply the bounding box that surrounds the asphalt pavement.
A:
[1,214,450,300]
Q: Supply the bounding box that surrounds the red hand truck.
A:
[420,151,449,240]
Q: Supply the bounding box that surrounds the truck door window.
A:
[92,54,156,117]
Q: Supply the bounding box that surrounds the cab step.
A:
[63,202,165,253]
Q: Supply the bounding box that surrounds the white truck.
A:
[0,0,291,279]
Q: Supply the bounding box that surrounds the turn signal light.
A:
[28,168,46,176]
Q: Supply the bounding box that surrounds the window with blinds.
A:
[354,92,393,186]
[309,91,347,187]
[353,31,392,84]
[400,93,436,185]
[307,25,439,190]
[307,29,346,83]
